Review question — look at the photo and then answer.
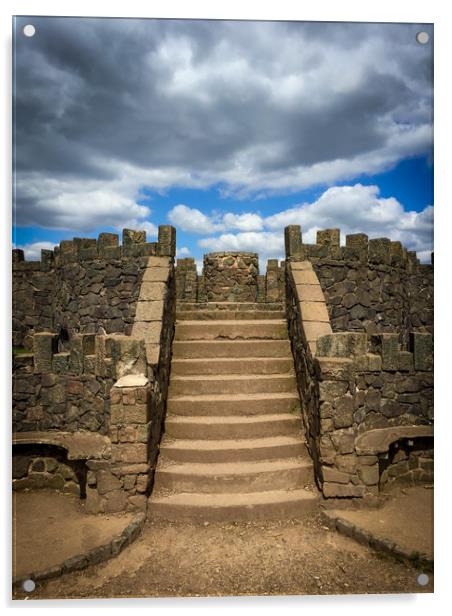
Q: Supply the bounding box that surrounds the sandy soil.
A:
[12,490,133,578]
[14,510,433,600]
[331,486,434,559]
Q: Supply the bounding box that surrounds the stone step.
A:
[172,339,292,359]
[176,310,286,321]
[148,488,319,522]
[174,320,288,341]
[171,356,294,376]
[160,435,308,463]
[164,414,301,439]
[167,392,300,416]
[177,302,284,312]
[169,373,297,396]
[153,459,313,493]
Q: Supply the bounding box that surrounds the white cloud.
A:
[168,204,224,234]
[222,212,264,231]
[177,246,191,257]
[197,184,433,263]
[15,241,57,260]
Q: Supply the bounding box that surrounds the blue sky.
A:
[13,18,433,267]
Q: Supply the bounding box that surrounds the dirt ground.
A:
[13,508,433,600]
[12,490,133,578]
[331,485,434,559]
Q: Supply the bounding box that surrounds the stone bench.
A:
[12,431,111,460]
[355,426,433,455]
[12,432,112,499]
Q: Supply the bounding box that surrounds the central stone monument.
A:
[203,252,259,302]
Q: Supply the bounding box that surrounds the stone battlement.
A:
[284,225,432,270]
[14,332,147,381]
[13,225,176,271]
[316,331,433,372]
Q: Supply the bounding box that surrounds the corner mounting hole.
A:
[22,578,36,592]
[417,573,429,586]
[23,24,36,37]
[416,31,429,45]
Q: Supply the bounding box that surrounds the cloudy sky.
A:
[13,17,433,267]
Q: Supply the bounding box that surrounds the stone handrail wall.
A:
[284,225,433,345]
[285,255,433,499]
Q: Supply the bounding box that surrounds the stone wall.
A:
[12,333,146,433]
[315,339,433,498]
[284,226,433,346]
[13,225,175,349]
[175,255,285,303]
[12,230,177,513]
[285,256,433,499]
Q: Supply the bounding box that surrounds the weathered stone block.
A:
[131,321,162,343]
[33,333,57,373]
[299,301,329,323]
[158,225,176,257]
[322,466,351,484]
[135,300,164,321]
[368,238,391,265]
[370,334,399,370]
[123,229,146,245]
[358,463,379,485]
[316,332,367,358]
[138,281,167,299]
[331,428,355,454]
[97,470,122,495]
[323,482,365,498]
[303,321,332,343]
[319,380,349,402]
[284,225,302,258]
[112,444,148,464]
[410,333,433,371]
[104,489,128,513]
[317,228,340,247]
[333,395,354,428]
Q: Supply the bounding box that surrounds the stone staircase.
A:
[148,302,319,521]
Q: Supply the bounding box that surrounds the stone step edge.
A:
[150,488,319,506]
[156,458,311,475]
[170,373,296,382]
[160,435,306,450]
[12,512,146,588]
[168,392,299,401]
[165,413,300,424]
[321,511,433,570]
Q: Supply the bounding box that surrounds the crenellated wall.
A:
[13,226,176,349]
[284,225,433,346]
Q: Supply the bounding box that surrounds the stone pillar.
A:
[266,259,280,302]
[86,374,151,514]
[158,225,176,257]
[284,225,303,258]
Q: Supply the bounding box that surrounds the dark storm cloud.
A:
[13,17,433,229]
